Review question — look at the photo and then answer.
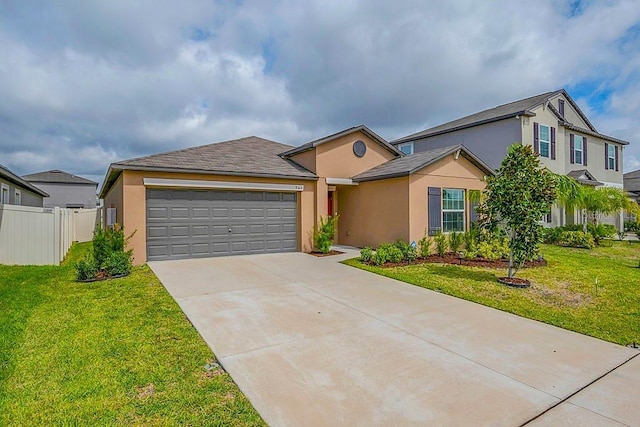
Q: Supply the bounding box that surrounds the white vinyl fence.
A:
[0,205,100,265]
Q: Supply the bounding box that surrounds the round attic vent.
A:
[353,140,366,157]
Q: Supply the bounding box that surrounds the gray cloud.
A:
[0,0,639,187]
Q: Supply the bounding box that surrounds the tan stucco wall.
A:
[103,173,124,225]
[288,149,316,173]
[337,176,409,248]
[112,170,316,265]
[408,154,488,242]
[315,131,397,178]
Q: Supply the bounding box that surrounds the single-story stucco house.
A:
[99,126,493,264]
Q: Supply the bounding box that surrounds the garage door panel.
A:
[147,189,298,261]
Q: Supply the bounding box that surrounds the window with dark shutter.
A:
[533,122,539,154]
[551,127,556,160]
[615,146,619,171]
[605,143,609,170]
[584,137,588,166]
[428,187,442,235]
[570,134,575,164]
[559,99,565,117]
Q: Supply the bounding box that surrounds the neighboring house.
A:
[392,89,629,229]
[100,126,493,264]
[624,169,640,203]
[0,164,48,207]
[22,170,98,209]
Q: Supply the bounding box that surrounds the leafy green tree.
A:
[478,144,557,278]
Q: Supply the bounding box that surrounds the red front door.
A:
[327,192,334,216]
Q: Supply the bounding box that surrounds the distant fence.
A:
[0,205,101,265]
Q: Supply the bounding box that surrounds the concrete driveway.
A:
[149,249,639,426]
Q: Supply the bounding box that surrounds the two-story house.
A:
[392,89,628,229]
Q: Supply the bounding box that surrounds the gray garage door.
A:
[146,189,297,261]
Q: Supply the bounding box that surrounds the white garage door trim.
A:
[144,178,304,192]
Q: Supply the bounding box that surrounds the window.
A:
[539,124,550,158]
[607,144,616,170]
[442,188,465,232]
[398,142,414,155]
[574,135,584,165]
[0,184,9,204]
[558,99,565,117]
[14,189,21,205]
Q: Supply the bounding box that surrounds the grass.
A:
[0,243,265,426]
[344,241,640,346]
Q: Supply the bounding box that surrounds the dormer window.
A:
[398,142,414,155]
[558,99,565,117]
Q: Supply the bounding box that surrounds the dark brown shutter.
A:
[428,187,442,235]
[559,99,565,117]
[551,127,556,160]
[605,143,609,170]
[583,137,587,166]
[569,134,575,164]
[533,122,539,154]
[615,146,619,171]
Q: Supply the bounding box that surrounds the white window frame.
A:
[442,188,465,233]
[607,144,616,170]
[539,124,550,158]
[398,142,414,155]
[14,189,21,205]
[574,135,584,165]
[0,184,9,204]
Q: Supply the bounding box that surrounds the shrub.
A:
[314,215,338,254]
[418,233,433,258]
[75,256,99,281]
[377,243,403,263]
[541,227,563,245]
[558,231,595,249]
[434,233,448,256]
[476,238,510,261]
[103,250,133,276]
[372,246,389,266]
[463,229,478,250]
[359,247,373,263]
[75,224,135,281]
[448,232,463,254]
[624,220,640,233]
[393,240,417,262]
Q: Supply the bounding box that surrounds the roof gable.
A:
[567,169,603,186]
[280,125,403,158]
[352,145,494,182]
[23,169,97,185]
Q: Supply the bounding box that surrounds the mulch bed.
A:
[308,250,345,257]
[370,253,547,269]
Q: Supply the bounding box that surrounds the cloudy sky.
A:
[1,0,640,186]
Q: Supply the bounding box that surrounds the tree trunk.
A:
[508,230,515,278]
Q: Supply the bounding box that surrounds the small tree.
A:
[314,215,338,254]
[478,144,557,278]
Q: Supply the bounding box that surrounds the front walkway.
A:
[150,249,639,426]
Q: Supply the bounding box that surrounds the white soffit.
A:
[325,178,358,185]
[143,178,304,192]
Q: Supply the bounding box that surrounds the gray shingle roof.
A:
[624,169,640,193]
[566,169,603,186]
[392,89,609,144]
[23,169,98,185]
[353,145,494,182]
[0,164,49,197]
[280,125,403,158]
[112,136,316,179]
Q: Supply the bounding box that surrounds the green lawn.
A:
[344,242,640,346]
[0,243,265,426]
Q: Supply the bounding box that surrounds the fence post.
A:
[53,207,61,265]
